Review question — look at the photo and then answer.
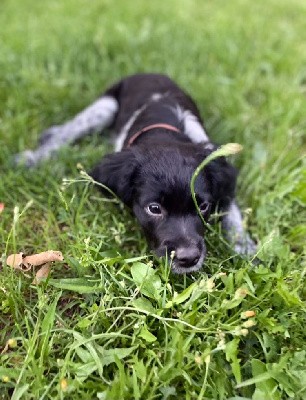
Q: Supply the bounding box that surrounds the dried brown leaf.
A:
[6,253,27,270]
[23,250,64,266]
[32,262,52,285]
[6,250,64,278]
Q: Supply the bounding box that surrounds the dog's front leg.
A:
[14,96,118,167]
[221,201,257,256]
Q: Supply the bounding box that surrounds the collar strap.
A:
[127,123,180,147]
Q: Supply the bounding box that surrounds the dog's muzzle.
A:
[156,239,206,274]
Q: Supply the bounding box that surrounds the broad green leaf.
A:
[96,250,123,266]
[74,362,98,379]
[97,347,137,366]
[39,292,61,358]
[225,338,241,383]
[251,360,281,399]
[75,347,93,363]
[77,318,92,329]
[132,297,155,313]
[133,359,147,383]
[276,281,302,306]
[160,386,177,399]
[235,372,272,388]
[41,292,61,335]
[221,297,244,310]
[138,326,157,343]
[131,262,161,300]
[227,397,253,400]
[48,278,102,294]
[124,255,148,263]
[165,282,197,308]
[11,385,30,400]
[71,333,104,377]
[236,359,280,400]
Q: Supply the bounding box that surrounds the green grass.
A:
[0,0,306,398]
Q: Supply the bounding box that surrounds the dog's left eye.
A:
[199,202,211,216]
[146,203,162,216]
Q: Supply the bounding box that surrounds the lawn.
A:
[0,0,306,398]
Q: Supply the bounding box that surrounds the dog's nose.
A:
[175,247,200,267]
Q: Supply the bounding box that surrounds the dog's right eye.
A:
[146,203,162,216]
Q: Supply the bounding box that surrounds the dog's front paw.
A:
[233,234,257,256]
[14,150,38,168]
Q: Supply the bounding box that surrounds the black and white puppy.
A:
[16,73,256,273]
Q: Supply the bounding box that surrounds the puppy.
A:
[16,73,256,273]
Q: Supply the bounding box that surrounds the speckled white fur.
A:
[114,104,148,152]
[171,105,211,144]
[114,93,165,151]
[222,201,257,255]
[15,96,118,166]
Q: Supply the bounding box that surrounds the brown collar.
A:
[127,123,180,147]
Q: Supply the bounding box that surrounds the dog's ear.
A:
[198,146,238,208]
[89,149,138,206]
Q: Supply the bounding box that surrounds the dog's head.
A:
[90,144,237,273]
